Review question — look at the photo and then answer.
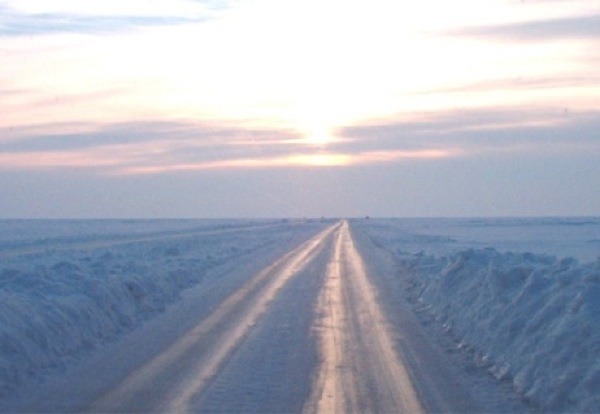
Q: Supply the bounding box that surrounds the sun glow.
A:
[303,126,336,147]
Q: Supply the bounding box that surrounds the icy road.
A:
[5,220,530,413]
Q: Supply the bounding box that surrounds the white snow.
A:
[0,219,328,401]
[356,217,600,413]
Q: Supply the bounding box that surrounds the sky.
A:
[1,0,599,218]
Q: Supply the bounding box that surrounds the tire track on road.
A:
[306,220,423,414]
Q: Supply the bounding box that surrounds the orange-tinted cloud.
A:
[115,149,459,175]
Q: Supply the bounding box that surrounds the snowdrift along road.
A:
[352,218,600,413]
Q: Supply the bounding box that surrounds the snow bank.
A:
[0,220,324,400]
[352,218,600,412]
[402,249,600,412]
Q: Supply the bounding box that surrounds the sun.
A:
[305,133,331,147]
[302,126,335,147]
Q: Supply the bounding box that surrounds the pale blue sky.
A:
[1,0,599,218]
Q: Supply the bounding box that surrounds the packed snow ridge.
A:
[0,243,230,398]
[354,218,600,413]
[400,249,599,412]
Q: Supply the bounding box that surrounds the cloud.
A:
[337,108,600,156]
[0,118,460,175]
[115,149,457,175]
[4,107,599,176]
[415,74,600,96]
[450,14,600,41]
[0,0,234,36]
[2,107,598,176]
[0,0,224,16]
[0,121,251,151]
[0,8,204,37]
[0,120,299,172]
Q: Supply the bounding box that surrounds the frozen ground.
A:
[352,217,600,413]
[0,217,598,413]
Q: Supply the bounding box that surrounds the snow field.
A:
[1,218,597,412]
[0,220,326,401]
[357,219,600,413]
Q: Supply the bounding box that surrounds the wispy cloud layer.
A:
[1,108,598,176]
[116,149,456,175]
[338,108,600,156]
[0,0,226,36]
[0,119,458,174]
[0,11,199,37]
[451,14,600,40]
